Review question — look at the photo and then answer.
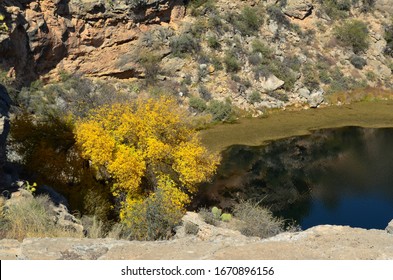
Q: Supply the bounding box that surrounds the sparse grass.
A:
[189,96,207,112]
[233,200,285,238]
[233,6,264,36]
[81,216,106,238]
[0,195,83,241]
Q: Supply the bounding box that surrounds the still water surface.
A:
[198,127,393,230]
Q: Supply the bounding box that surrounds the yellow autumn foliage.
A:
[74,96,220,226]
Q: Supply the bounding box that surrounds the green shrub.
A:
[240,6,263,35]
[284,56,302,72]
[16,75,128,119]
[210,56,223,71]
[120,190,183,241]
[198,85,212,100]
[319,70,332,84]
[207,35,221,49]
[267,5,290,28]
[184,222,199,235]
[208,14,223,31]
[207,99,236,122]
[249,91,262,104]
[170,33,200,57]
[188,0,216,17]
[302,63,319,90]
[349,55,367,69]
[224,52,241,73]
[191,18,208,38]
[384,24,393,57]
[251,39,273,59]
[139,53,161,85]
[319,0,351,19]
[231,6,264,36]
[189,96,207,112]
[334,20,369,53]
[233,200,285,239]
[365,70,377,82]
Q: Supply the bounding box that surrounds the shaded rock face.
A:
[387,220,393,234]
[0,85,10,188]
[0,0,185,83]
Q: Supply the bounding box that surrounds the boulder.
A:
[298,87,310,99]
[260,75,285,92]
[386,219,393,234]
[309,89,324,108]
[283,0,313,20]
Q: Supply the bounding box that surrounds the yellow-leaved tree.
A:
[75,96,220,239]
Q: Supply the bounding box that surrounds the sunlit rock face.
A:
[0,0,184,83]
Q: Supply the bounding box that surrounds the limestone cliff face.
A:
[0,0,185,84]
[1,0,393,114]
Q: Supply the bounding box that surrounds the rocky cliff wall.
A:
[0,85,10,188]
[0,0,185,84]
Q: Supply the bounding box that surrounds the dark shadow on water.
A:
[193,127,393,230]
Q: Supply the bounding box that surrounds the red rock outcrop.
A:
[0,0,186,84]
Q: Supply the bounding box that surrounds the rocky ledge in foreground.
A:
[1,225,393,260]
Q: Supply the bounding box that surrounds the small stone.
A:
[386,220,393,234]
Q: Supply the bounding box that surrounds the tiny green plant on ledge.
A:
[0,13,8,32]
[200,206,232,225]
[25,181,37,194]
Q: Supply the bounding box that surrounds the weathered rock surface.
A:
[1,224,393,260]
[386,219,393,234]
[283,0,313,20]
[0,0,183,83]
[260,75,285,92]
[375,0,393,14]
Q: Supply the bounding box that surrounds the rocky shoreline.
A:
[1,212,393,260]
[1,224,393,260]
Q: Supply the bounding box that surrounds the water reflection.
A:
[194,127,393,229]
